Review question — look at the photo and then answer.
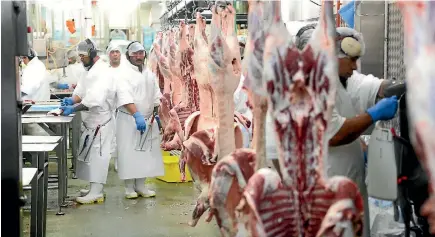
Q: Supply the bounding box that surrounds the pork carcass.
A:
[207,2,272,235]
[235,1,364,236]
[397,1,435,214]
[180,9,248,227]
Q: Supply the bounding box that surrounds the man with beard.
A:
[115,41,164,199]
[59,39,120,204]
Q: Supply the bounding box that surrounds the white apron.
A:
[326,83,369,236]
[116,66,164,180]
[116,111,164,179]
[74,60,116,184]
[76,117,114,184]
[110,110,117,154]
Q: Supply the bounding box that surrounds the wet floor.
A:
[23,159,221,237]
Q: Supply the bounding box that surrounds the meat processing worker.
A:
[20,47,50,102]
[106,44,125,172]
[115,41,164,199]
[61,49,86,88]
[20,47,51,136]
[296,26,399,236]
[59,39,116,204]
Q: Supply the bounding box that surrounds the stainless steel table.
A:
[22,136,62,144]
[22,115,74,215]
[22,143,59,237]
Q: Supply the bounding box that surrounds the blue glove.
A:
[57,83,69,89]
[60,106,75,116]
[133,112,146,133]
[367,96,398,122]
[61,97,74,106]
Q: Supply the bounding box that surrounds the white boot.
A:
[76,183,105,204]
[79,189,106,198]
[124,179,138,199]
[135,178,156,198]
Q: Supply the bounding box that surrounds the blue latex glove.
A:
[133,112,146,133]
[60,106,75,116]
[367,96,398,122]
[61,97,74,106]
[57,83,69,89]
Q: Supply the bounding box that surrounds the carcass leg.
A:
[188,184,210,227]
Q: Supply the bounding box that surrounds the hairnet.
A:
[336,27,365,59]
[127,42,145,56]
[106,44,122,55]
[295,23,317,50]
[67,49,78,59]
[77,39,99,56]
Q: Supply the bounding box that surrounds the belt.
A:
[118,110,152,120]
[82,117,112,130]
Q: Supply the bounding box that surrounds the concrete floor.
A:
[23,160,220,237]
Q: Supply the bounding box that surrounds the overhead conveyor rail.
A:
[160,0,247,29]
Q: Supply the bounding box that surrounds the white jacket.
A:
[21,57,50,101]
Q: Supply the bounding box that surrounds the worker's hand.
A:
[60,106,75,116]
[133,112,147,133]
[367,95,398,122]
[421,195,435,234]
[57,83,70,90]
[61,97,74,106]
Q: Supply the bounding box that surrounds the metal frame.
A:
[1,1,28,237]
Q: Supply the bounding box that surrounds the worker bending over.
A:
[21,47,51,136]
[116,41,164,199]
[60,39,118,204]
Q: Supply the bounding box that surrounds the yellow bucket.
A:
[157,155,193,183]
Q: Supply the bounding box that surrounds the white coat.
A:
[59,63,86,85]
[74,59,118,184]
[21,57,50,101]
[107,65,127,155]
[21,57,51,136]
[325,71,383,237]
[115,63,164,180]
[234,75,252,148]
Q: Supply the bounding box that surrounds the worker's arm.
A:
[72,95,82,104]
[329,113,373,147]
[72,103,89,112]
[123,103,138,114]
[329,96,398,147]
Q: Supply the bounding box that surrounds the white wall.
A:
[148,3,166,31]
[281,0,344,22]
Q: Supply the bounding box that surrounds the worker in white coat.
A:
[21,47,51,136]
[59,39,116,204]
[105,44,126,172]
[297,26,398,237]
[116,41,164,199]
[21,47,50,101]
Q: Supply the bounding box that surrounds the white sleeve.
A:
[80,73,108,108]
[21,68,44,96]
[347,71,383,111]
[151,72,162,107]
[72,75,85,99]
[116,74,135,108]
[326,107,346,140]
